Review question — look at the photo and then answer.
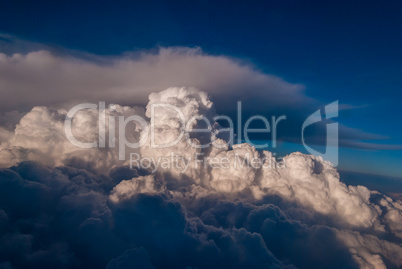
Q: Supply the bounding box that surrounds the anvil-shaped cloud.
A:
[0,35,400,151]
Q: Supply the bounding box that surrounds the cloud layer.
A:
[0,87,401,268]
[0,47,307,112]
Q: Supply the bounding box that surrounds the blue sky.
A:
[0,0,401,177]
[1,3,402,268]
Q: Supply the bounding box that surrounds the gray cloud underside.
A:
[0,161,400,269]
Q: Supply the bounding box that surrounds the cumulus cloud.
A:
[0,104,144,172]
[207,143,260,192]
[260,152,381,228]
[337,230,402,268]
[0,87,401,268]
[139,87,215,182]
[109,175,164,203]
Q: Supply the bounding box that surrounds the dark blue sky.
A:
[1,0,401,177]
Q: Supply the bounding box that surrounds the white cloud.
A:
[337,230,402,269]
[0,104,144,172]
[109,175,163,203]
[0,86,401,268]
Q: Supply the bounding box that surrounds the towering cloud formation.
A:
[0,87,401,269]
